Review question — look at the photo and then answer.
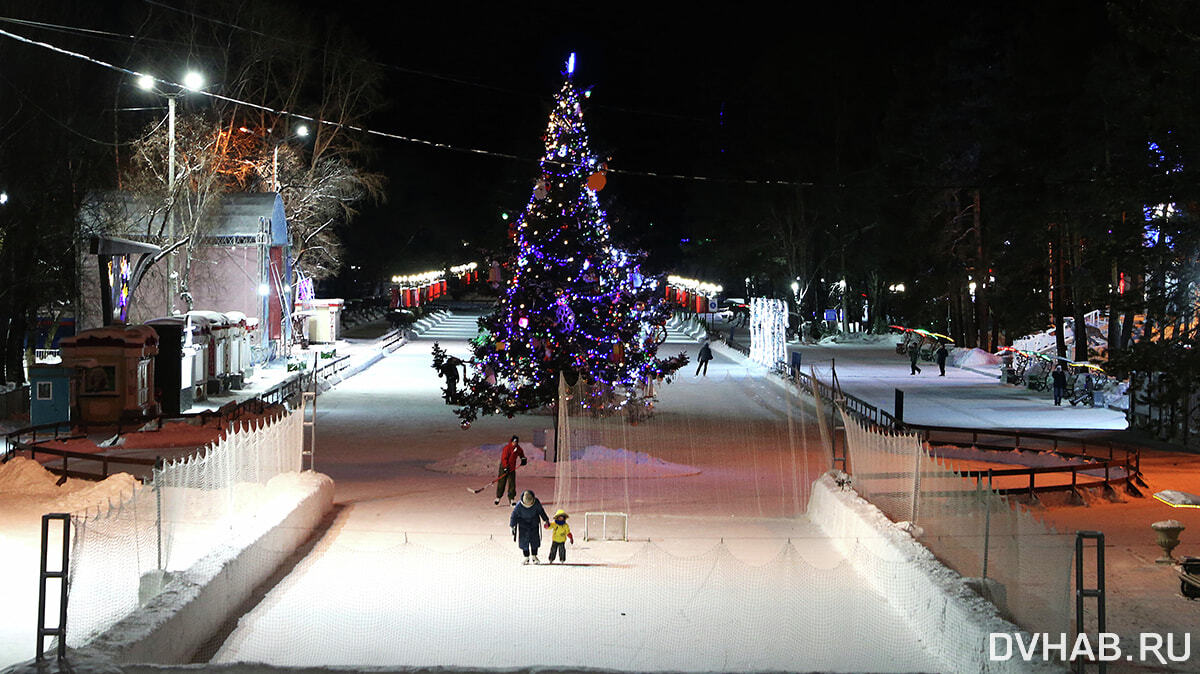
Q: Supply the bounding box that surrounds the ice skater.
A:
[495,435,527,506]
[935,343,948,376]
[547,508,574,563]
[509,489,550,564]
[907,341,922,375]
[437,355,466,400]
[1051,365,1067,406]
[695,339,713,376]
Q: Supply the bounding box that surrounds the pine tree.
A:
[433,56,687,424]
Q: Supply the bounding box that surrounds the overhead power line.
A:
[0,25,818,188]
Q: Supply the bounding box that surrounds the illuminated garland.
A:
[749,298,787,368]
[433,56,687,424]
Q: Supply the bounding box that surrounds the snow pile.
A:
[817,332,893,345]
[0,457,136,511]
[0,456,63,495]
[53,473,140,515]
[427,443,700,478]
[949,347,1001,369]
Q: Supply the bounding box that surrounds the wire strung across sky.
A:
[0,24,1126,194]
[0,24,823,189]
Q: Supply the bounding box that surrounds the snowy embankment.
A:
[807,473,1059,674]
[2,460,333,673]
[84,472,333,666]
[426,442,701,479]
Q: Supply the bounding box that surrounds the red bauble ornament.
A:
[587,172,607,191]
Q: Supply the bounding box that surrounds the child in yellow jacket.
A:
[548,509,573,563]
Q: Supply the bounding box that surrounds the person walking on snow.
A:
[510,489,550,564]
[548,509,574,563]
[935,343,948,377]
[907,341,922,375]
[1051,365,1067,406]
[494,435,527,506]
[695,339,714,376]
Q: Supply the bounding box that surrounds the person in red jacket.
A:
[494,435,527,506]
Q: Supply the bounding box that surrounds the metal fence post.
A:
[154,457,165,570]
[1074,531,1106,673]
[37,513,70,660]
[982,470,993,580]
[911,434,922,524]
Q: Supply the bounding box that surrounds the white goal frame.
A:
[583,511,628,541]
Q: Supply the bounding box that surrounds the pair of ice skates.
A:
[523,556,541,565]
[494,498,516,506]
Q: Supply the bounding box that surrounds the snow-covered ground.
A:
[427,442,702,478]
[205,312,948,671]
[8,314,1193,671]
[0,459,139,668]
[793,341,1129,429]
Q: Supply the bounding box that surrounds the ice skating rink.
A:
[207,314,947,671]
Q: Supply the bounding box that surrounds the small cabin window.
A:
[36,381,53,400]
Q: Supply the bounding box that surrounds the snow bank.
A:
[807,473,1059,673]
[0,472,337,674]
[426,442,701,479]
[0,456,64,495]
[951,347,1002,369]
[83,472,333,666]
[817,332,893,345]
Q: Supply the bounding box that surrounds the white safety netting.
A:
[65,408,303,647]
[549,370,817,529]
[839,409,1074,637]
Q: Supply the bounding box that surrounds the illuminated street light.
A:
[135,69,205,314]
[295,124,310,138]
[182,70,204,91]
[0,192,8,205]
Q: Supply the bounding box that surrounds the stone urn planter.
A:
[1152,520,1186,564]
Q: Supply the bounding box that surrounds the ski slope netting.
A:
[550,370,818,526]
[210,534,946,672]
[838,409,1074,637]
[64,408,303,648]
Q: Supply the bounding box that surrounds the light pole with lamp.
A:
[135,70,204,316]
[274,123,309,192]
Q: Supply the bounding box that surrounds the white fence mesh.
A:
[65,408,303,647]
[839,409,1074,637]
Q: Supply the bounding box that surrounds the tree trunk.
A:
[1049,225,1067,359]
[5,311,27,386]
[974,190,990,351]
[1070,224,1089,362]
[1108,259,1120,356]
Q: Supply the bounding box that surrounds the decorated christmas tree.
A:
[433,55,687,425]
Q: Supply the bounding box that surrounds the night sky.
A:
[0,1,1111,292]
[318,1,939,282]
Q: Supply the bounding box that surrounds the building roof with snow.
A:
[78,191,288,247]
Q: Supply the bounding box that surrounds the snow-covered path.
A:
[209,312,946,671]
[795,342,1128,430]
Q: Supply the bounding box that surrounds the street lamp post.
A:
[137,70,203,316]
[272,123,309,192]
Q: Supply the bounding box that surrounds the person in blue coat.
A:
[509,489,550,564]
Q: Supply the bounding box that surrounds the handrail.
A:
[785,364,1141,496]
